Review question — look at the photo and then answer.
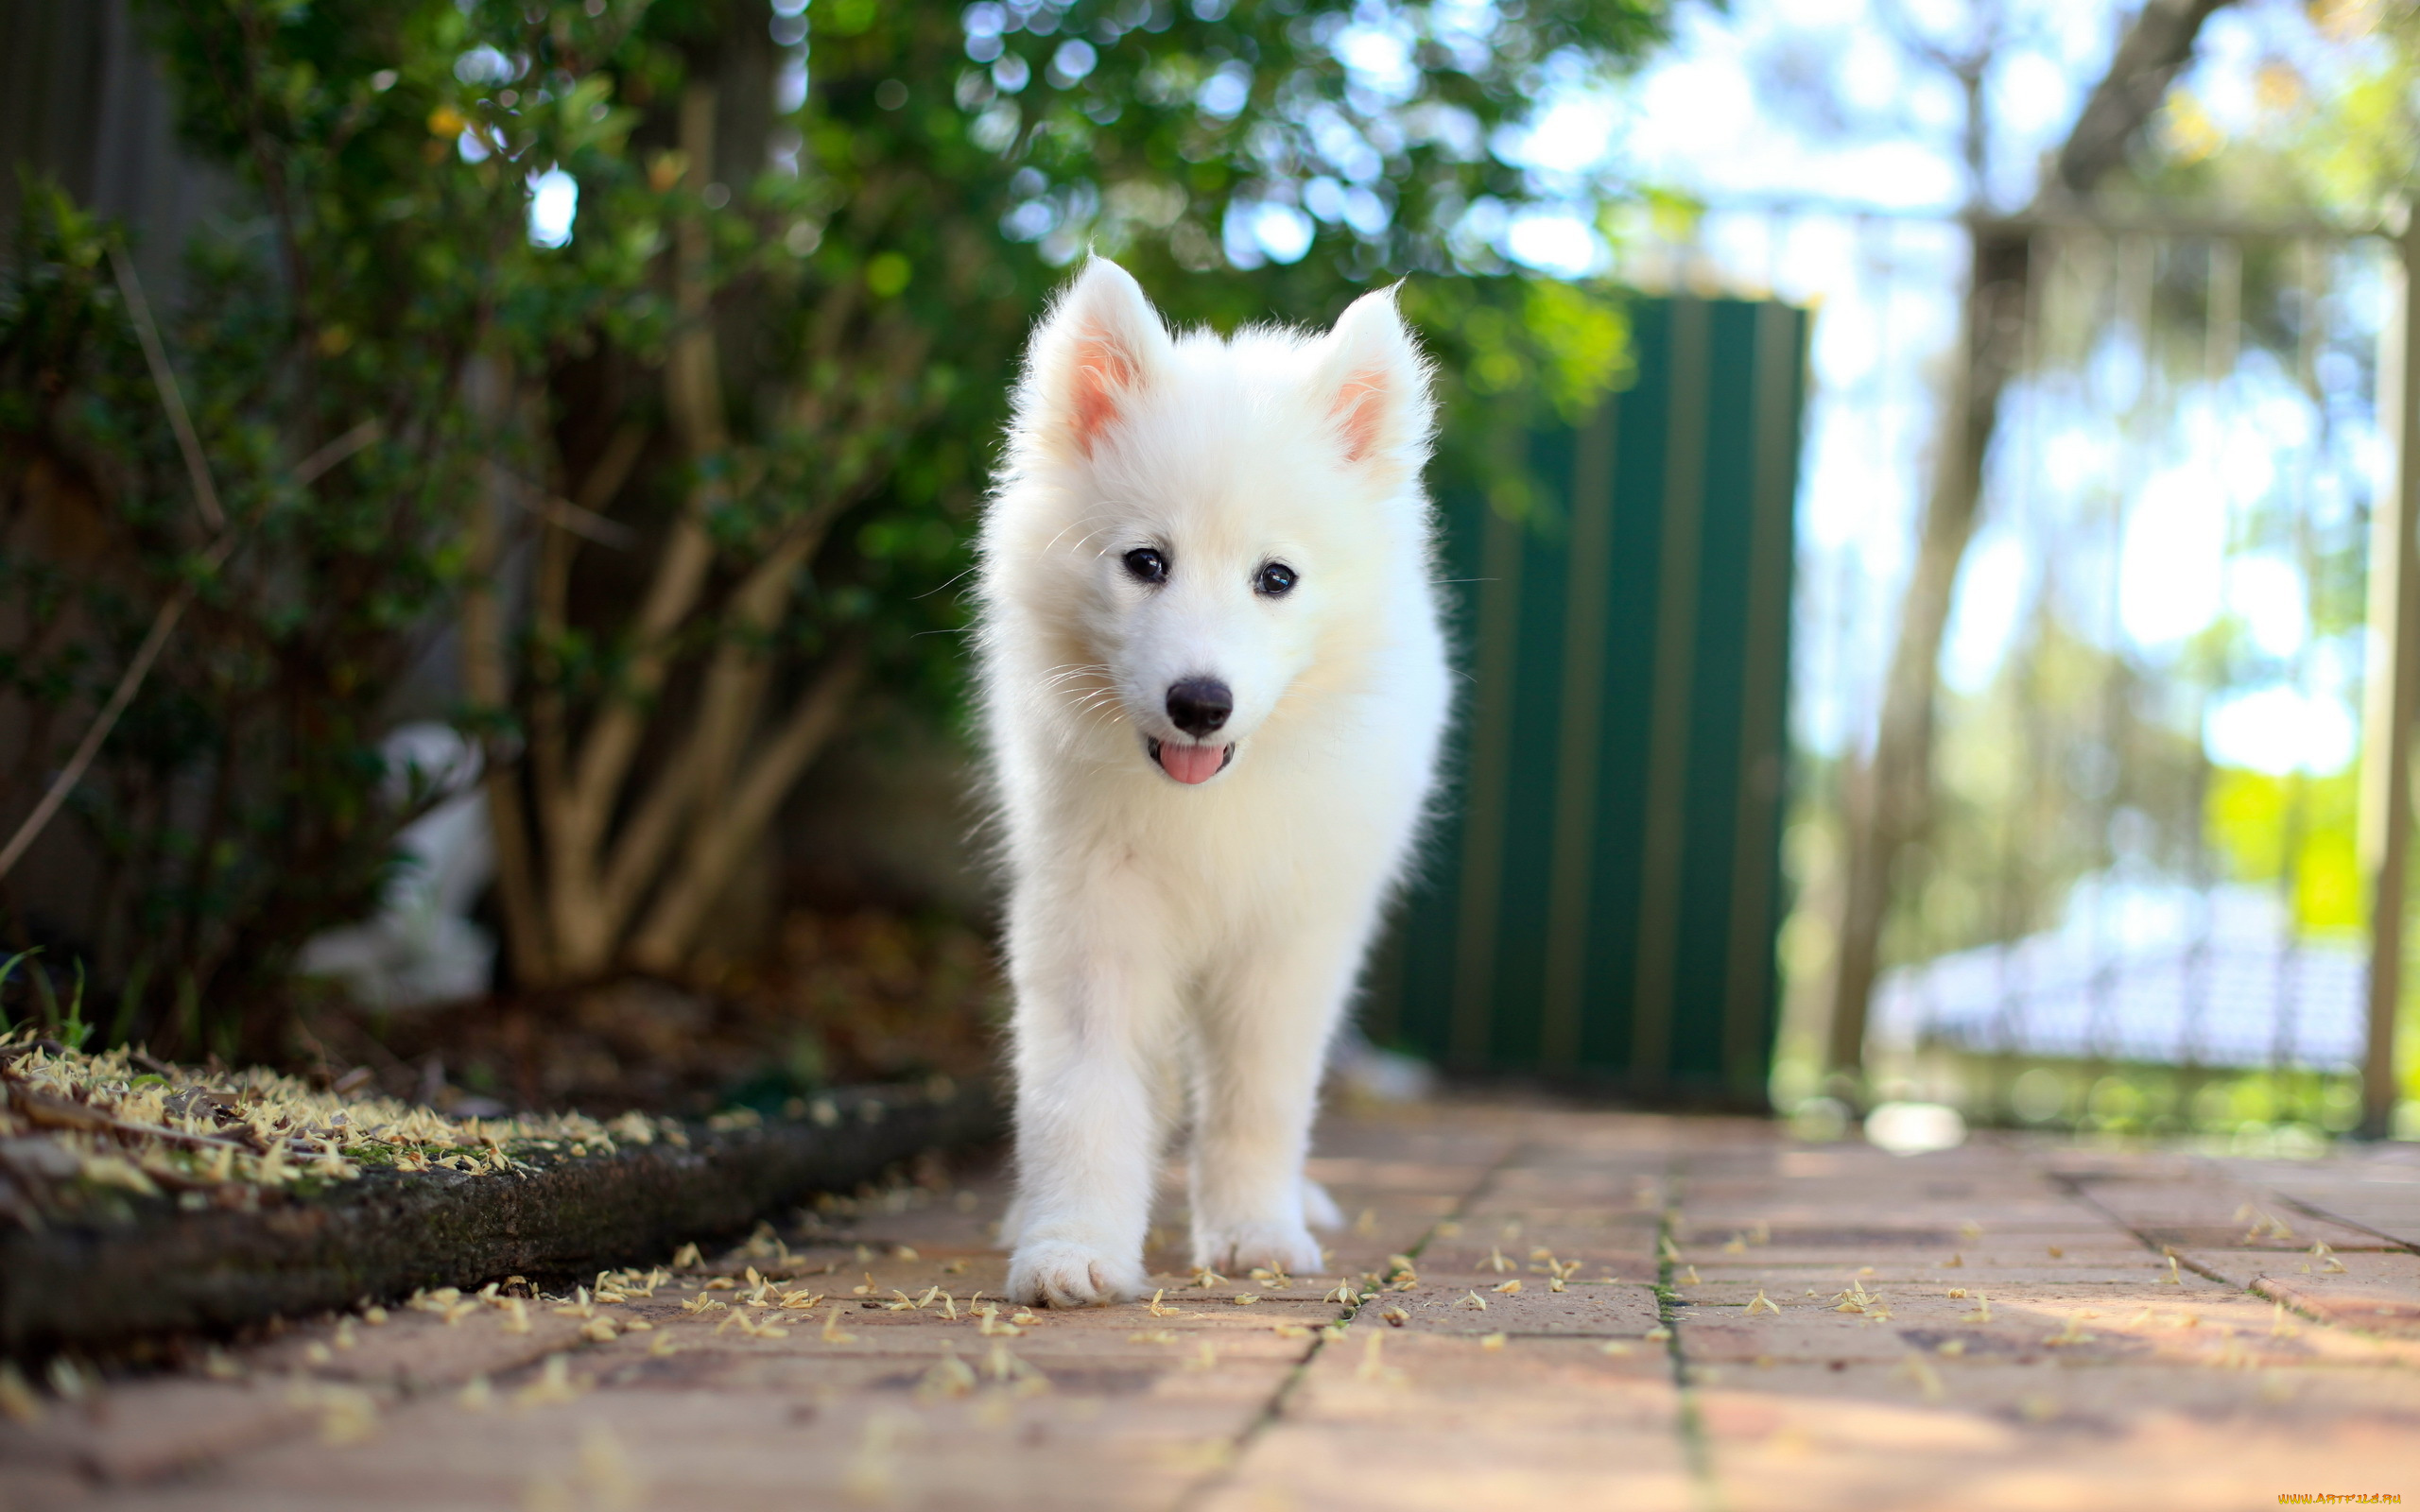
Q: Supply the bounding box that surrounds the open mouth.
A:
[1147,737,1236,785]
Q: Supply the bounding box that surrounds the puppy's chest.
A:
[1088,772,1398,900]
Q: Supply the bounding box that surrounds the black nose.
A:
[1166,678,1233,738]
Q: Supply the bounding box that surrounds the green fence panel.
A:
[1366,295,1808,1108]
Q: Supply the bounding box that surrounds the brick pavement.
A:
[2,1100,2415,1511]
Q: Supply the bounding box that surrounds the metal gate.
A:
[1363,295,1809,1106]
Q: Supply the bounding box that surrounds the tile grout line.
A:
[1658,1158,1727,1512]
[2170,1149,2420,1258]
[2044,1170,2383,1343]
[2048,1168,2273,1290]
[1168,1141,1530,1512]
[2265,1191,2420,1257]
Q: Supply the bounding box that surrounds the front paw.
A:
[1007,1238,1145,1308]
[1193,1219,1323,1277]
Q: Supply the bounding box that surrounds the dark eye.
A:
[1123,547,1168,585]
[1255,561,1298,597]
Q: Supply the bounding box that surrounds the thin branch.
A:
[491,462,639,549]
[594,524,826,935]
[569,421,650,516]
[109,245,225,534]
[292,418,382,486]
[458,358,552,985]
[628,645,866,970]
[531,421,649,861]
[0,539,233,881]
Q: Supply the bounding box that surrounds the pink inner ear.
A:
[1071,331,1137,454]
[1334,367,1389,462]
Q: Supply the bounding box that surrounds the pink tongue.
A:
[1158,742,1227,784]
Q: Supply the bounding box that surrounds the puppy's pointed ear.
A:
[1315,284,1433,474]
[1025,258,1170,456]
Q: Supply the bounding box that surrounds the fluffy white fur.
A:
[975,259,1450,1308]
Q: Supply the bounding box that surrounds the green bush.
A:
[0,0,1660,1057]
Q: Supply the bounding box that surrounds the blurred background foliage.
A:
[0,0,1663,1075]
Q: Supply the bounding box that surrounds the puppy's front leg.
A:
[1188,920,1364,1277]
[1005,898,1173,1307]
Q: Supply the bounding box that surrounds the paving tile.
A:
[1356,1280,1663,1337]
[1679,1263,2204,1297]
[2263,1183,2420,1249]
[1304,1156,1503,1194]
[0,1378,317,1485]
[101,1380,1240,1512]
[2180,1241,2385,1287]
[1203,1331,1694,1512]
[12,1104,2418,1512]
[245,1304,592,1390]
[1676,1280,2289,1366]
[1683,1204,2115,1234]
[1203,1423,1700,1512]
[1685,1285,2420,1372]
[0,1310,609,1486]
[1700,1358,2420,1512]
[2132,1212,2391,1251]
[1410,1238,1655,1284]
[2060,1172,2344,1233]
[0,1467,92,1511]
[2249,1251,2420,1335]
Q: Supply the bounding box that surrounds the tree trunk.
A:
[1826,228,2029,1082]
[1823,0,2237,1090]
[486,80,879,988]
[628,644,867,971]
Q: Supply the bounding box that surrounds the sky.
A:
[498,0,2386,775]
[1487,0,2392,779]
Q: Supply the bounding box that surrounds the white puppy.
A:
[976,259,1450,1307]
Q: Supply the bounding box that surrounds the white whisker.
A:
[1040,510,1124,555]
